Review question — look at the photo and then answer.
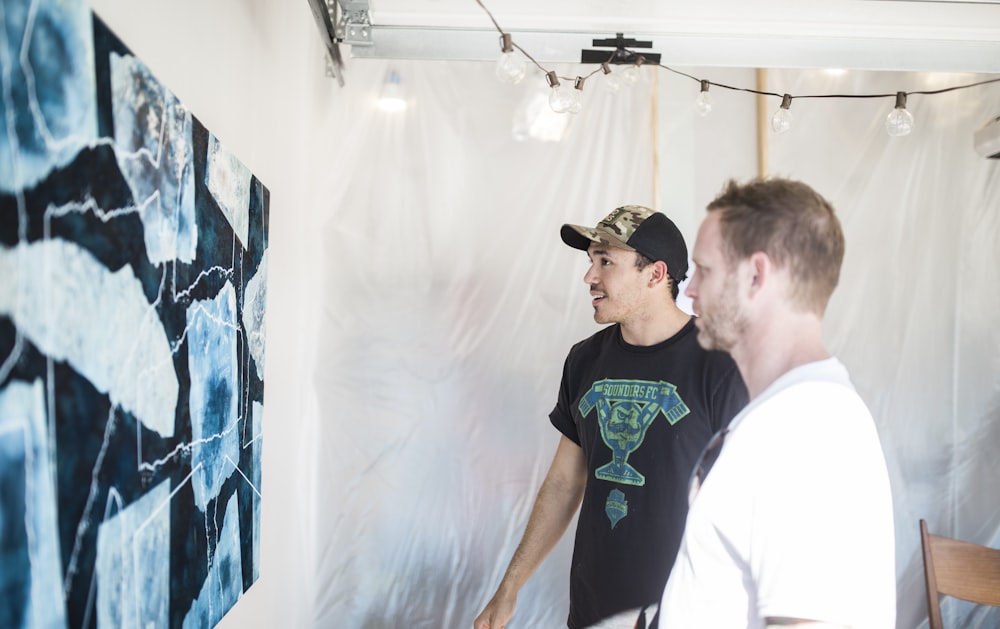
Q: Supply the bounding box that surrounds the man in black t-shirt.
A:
[474,206,748,629]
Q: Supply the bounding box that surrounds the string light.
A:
[621,56,644,86]
[601,62,623,93]
[771,94,793,133]
[377,68,406,112]
[495,33,527,85]
[473,0,1000,121]
[547,71,583,114]
[571,77,586,113]
[695,79,714,116]
[885,91,915,137]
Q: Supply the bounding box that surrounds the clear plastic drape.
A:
[309,59,658,628]
[307,59,1000,629]
[766,69,1000,629]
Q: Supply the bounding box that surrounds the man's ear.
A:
[747,251,771,293]
[649,260,669,286]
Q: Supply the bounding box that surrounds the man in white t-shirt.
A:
[655,178,896,628]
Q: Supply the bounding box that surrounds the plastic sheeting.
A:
[307,58,1000,629]
[310,60,657,628]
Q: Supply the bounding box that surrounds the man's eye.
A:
[602,259,612,266]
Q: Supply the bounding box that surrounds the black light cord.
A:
[475,0,1000,101]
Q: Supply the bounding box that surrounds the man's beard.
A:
[696,277,748,352]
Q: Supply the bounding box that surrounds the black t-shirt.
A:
[549,318,747,629]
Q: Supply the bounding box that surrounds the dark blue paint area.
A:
[0,193,19,247]
[169,475,209,629]
[92,13,130,140]
[0,432,30,629]
[237,403,260,591]
[246,178,269,271]
[191,117,240,277]
[0,317,16,363]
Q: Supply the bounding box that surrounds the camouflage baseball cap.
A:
[560,205,689,283]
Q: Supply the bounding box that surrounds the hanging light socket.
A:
[547,72,582,114]
[495,33,527,84]
[885,91,914,137]
[695,79,714,116]
[601,62,623,93]
[771,93,793,133]
[622,56,644,86]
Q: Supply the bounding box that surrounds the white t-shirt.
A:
[658,358,896,628]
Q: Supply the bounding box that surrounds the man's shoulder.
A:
[567,324,618,355]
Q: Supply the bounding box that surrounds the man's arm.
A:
[473,435,588,629]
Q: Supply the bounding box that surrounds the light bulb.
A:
[621,56,645,86]
[695,80,714,116]
[549,84,583,114]
[885,92,914,137]
[548,86,575,113]
[495,34,526,84]
[771,94,793,133]
[601,62,623,93]
[622,64,640,86]
[568,77,585,114]
[545,71,580,114]
[377,69,406,112]
[496,52,526,84]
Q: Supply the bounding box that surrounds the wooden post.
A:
[756,68,768,178]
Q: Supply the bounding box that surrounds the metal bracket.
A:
[581,33,661,65]
[306,0,345,85]
[338,0,373,46]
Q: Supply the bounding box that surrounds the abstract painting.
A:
[0,1,268,627]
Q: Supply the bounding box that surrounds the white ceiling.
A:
[336,0,1000,73]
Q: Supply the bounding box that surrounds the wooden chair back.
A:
[920,518,1000,628]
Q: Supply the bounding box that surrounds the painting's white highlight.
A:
[182,492,245,629]
[224,454,261,499]
[206,133,252,247]
[173,265,233,303]
[0,241,178,437]
[45,192,143,224]
[0,0,97,193]
[243,250,268,382]
[187,281,241,511]
[95,479,170,628]
[110,51,197,265]
[0,378,67,628]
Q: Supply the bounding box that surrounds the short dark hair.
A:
[707,177,844,314]
[635,252,679,301]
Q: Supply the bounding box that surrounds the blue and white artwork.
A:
[0,1,268,627]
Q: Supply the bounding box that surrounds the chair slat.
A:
[929,533,1000,606]
[921,518,1000,629]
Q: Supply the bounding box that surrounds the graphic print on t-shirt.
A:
[579,379,690,487]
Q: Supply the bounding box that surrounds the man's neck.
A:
[619,302,691,347]
[732,312,830,400]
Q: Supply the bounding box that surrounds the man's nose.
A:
[684,275,698,298]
